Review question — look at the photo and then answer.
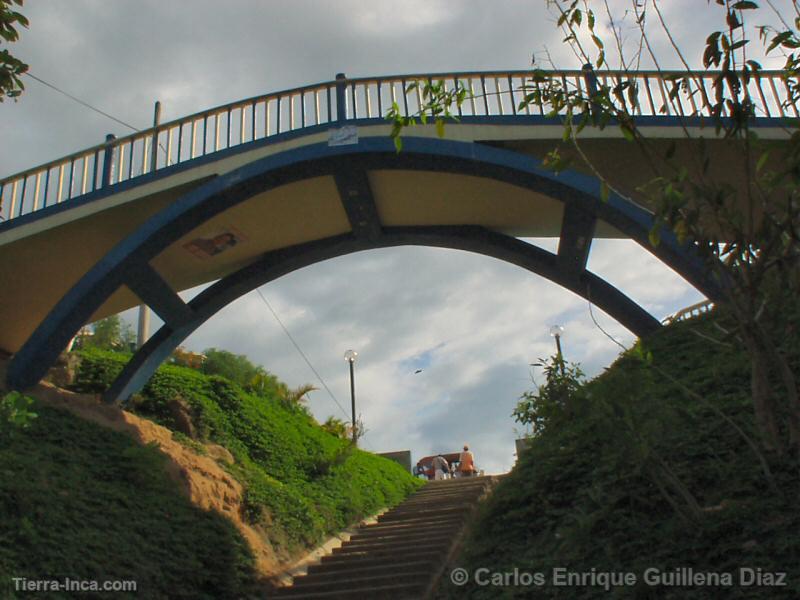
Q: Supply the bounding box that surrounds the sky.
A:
[3,0,776,473]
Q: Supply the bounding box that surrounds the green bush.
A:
[0,400,258,599]
[71,347,422,555]
[441,312,800,599]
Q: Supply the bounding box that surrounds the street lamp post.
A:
[343,349,358,444]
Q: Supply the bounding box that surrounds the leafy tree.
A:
[89,315,133,351]
[321,416,348,439]
[513,355,586,435]
[390,1,800,457]
[0,0,28,101]
[200,348,264,390]
[0,391,37,437]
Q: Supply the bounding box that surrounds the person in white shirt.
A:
[432,454,450,480]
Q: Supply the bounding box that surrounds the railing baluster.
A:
[467,78,476,115]
[33,172,41,211]
[784,78,799,117]
[166,128,173,167]
[57,164,65,202]
[67,160,75,200]
[481,76,489,115]
[226,109,232,148]
[326,87,332,124]
[43,169,51,207]
[290,94,296,129]
[767,76,785,117]
[376,80,382,117]
[508,75,516,115]
[81,156,89,195]
[276,96,282,133]
[754,75,770,118]
[493,77,503,115]
[9,180,18,219]
[19,176,28,217]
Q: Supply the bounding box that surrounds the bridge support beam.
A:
[557,200,597,280]
[5,136,721,395]
[102,226,661,403]
[334,168,383,241]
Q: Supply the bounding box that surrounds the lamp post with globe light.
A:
[343,349,358,444]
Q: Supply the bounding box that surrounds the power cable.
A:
[24,73,171,158]
[254,288,376,451]
[25,72,141,132]
[254,288,350,420]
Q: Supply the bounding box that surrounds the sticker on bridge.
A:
[183,228,246,259]
[328,125,358,146]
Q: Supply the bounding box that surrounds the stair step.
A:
[271,582,425,599]
[317,550,445,570]
[341,533,454,551]
[305,558,432,579]
[332,539,452,556]
[354,523,456,539]
[288,569,432,593]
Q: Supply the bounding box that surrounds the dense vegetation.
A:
[440,307,800,599]
[0,400,258,599]
[70,349,421,554]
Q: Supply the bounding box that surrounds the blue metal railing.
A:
[0,69,795,223]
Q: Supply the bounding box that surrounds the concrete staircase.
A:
[270,477,496,599]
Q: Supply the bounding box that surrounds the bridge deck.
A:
[0,69,794,358]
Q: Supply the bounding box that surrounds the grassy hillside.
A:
[440,309,800,599]
[70,349,422,555]
[0,400,258,599]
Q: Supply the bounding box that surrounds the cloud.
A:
[3,1,717,474]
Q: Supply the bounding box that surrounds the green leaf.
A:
[756,151,770,173]
[648,227,661,247]
[435,118,445,138]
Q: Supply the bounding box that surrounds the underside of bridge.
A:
[0,128,723,400]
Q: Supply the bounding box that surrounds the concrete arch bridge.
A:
[0,69,793,401]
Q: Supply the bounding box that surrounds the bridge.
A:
[0,69,793,401]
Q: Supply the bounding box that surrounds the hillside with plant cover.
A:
[0,348,420,598]
[71,348,422,551]
[438,305,800,599]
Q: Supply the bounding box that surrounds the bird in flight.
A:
[414,369,423,374]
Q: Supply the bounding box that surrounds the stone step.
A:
[270,582,425,599]
[341,533,453,551]
[332,538,451,556]
[305,558,432,579]
[291,565,434,591]
[353,522,456,539]
[377,506,469,521]
[316,550,445,570]
[375,511,467,527]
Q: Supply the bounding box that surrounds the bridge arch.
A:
[5,136,720,399]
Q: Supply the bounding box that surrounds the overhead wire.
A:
[23,71,376,450]
[254,287,377,452]
[25,72,141,132]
